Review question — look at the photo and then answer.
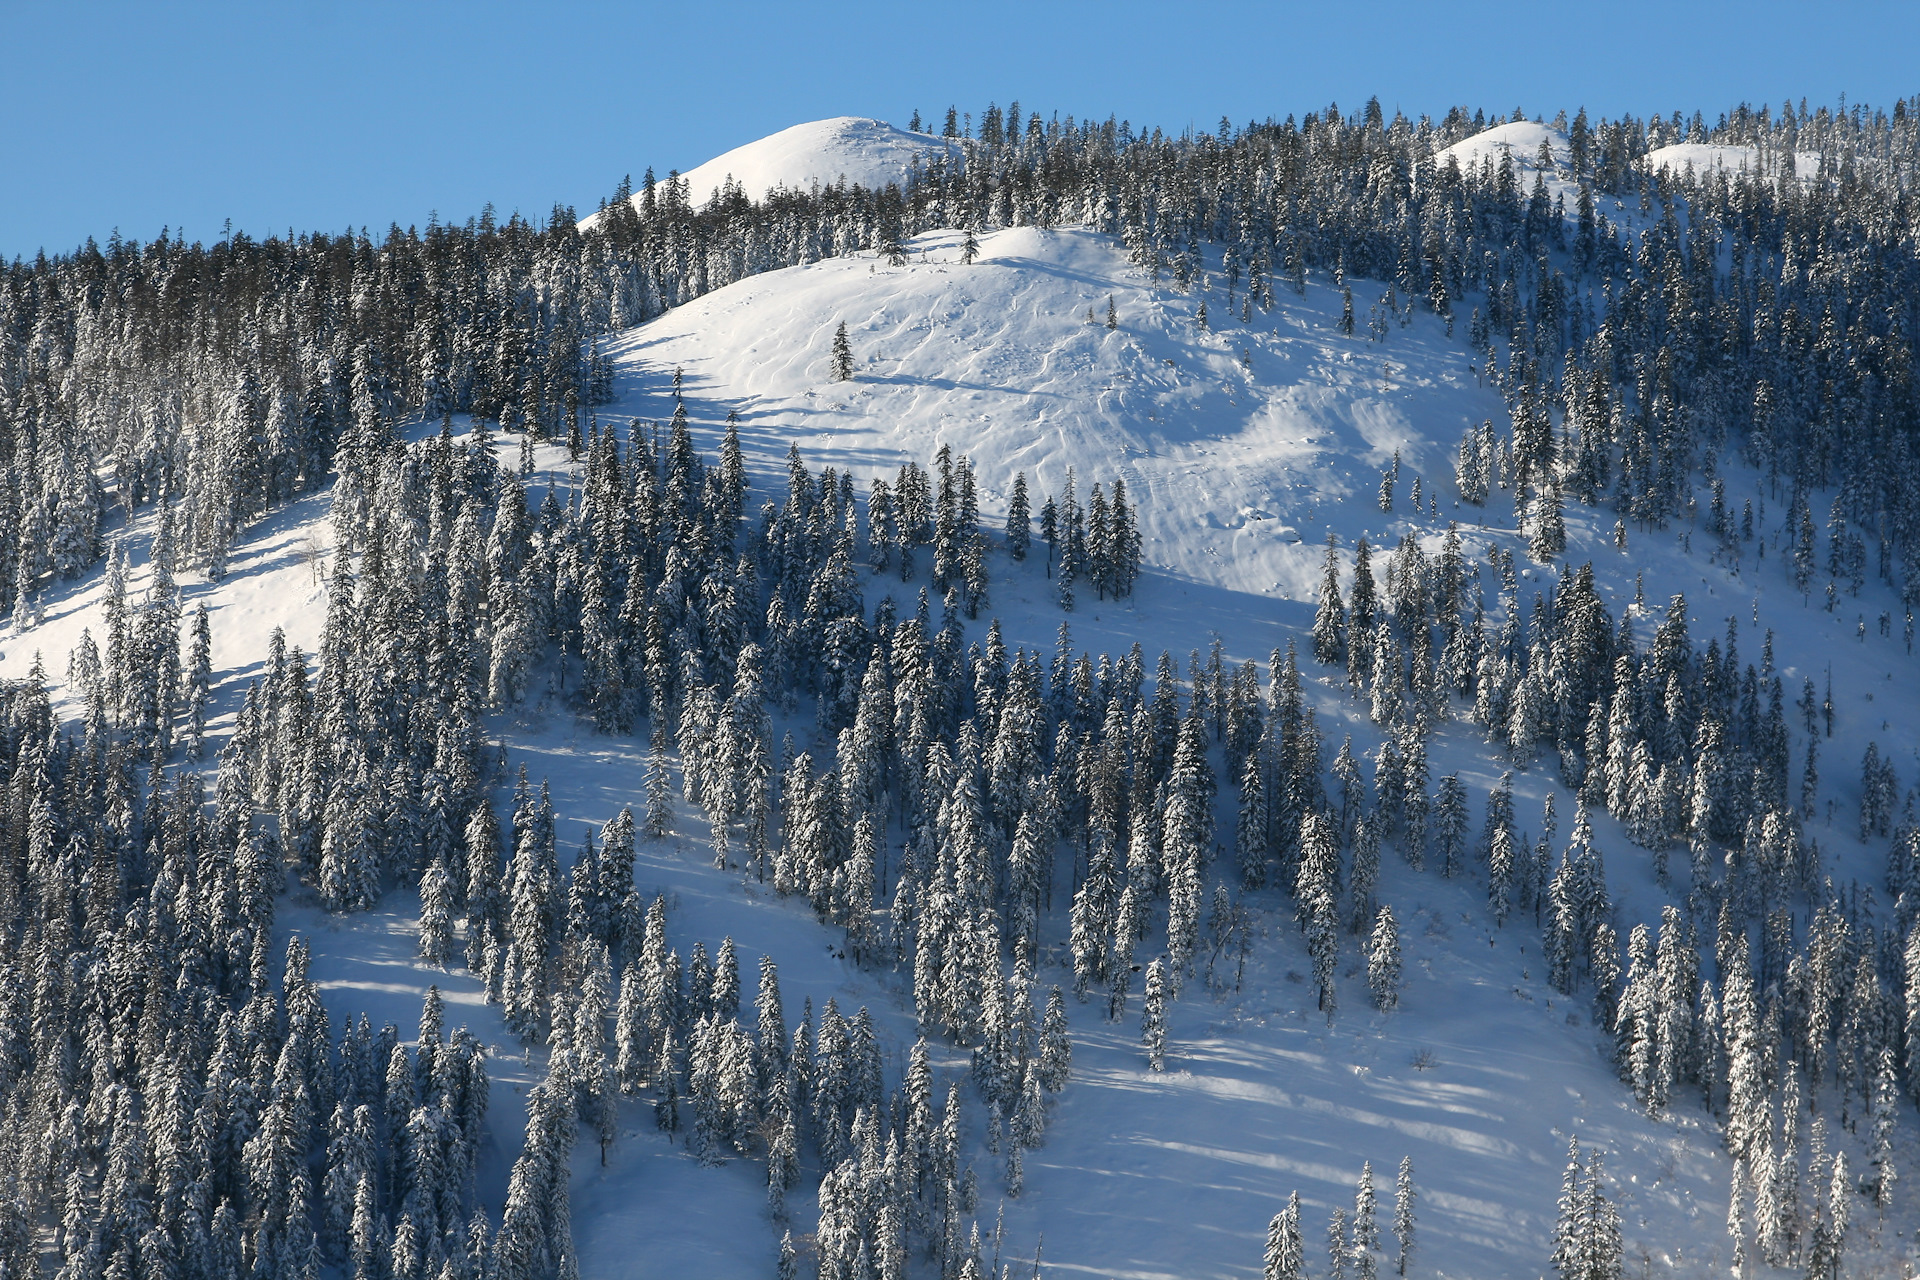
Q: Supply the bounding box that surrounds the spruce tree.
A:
[419,858,455,968]
[1141,958,1168,1071]
[185,601,212,759]
[1264,1192,1306,1280]
[1367,905,1402,1011]
[830,322,856,382]
[1005,472,1031,560]
[1312,533,1347,666]
[1392,1156,1415,1275]
[1351,1162,1379,1280]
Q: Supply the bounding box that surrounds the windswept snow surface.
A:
[607,225,1493,610]
[11,221,1920,1278]
[584,117,958,226]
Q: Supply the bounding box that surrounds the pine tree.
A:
[1313,534,1347,665]
[644,731,673,838]
[1351,1161,1379,1280]
[1349,815,1379,933]
[1237,751,1270,889]
[1550,1140,1580,1280]
[1434,774,1470,878]
[1141,958,1168,1071]
[1870,1045,1899,1213]
[1367,905,1402,1011]
[1299,812,1341,1021]
[1551,1141,1622,1280]
[1392,1156,1415,1276]
[1162,711,1213,993]
[1264,1191,1306,1280]
[1347,538,1377,688]
[419,858,455,968]
[1529,476,1567,561]
[1039,986,1072,1092]
[830,322,856,382]
[1005,473,1031,560]
[185,601,212,759]
[1727,1155,1748,1277]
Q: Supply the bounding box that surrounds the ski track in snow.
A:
[11,211,1920,1277]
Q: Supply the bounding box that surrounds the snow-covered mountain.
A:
[585,116,959,225]
[576,216,1919,1280]
[8,112,1919,1280]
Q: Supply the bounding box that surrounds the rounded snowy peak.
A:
[607,117,959,222]
[1434,120,1570,174]
[1641,140,1821,181]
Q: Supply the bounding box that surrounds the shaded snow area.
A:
[12,220,1920,1279]
[583,117,960,226]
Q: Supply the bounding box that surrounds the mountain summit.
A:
[599,116,959,220]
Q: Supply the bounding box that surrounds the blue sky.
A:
[5,0,1915,258]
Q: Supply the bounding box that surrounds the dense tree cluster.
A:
[0,656,495,1280]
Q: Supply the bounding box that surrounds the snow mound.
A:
[1434,120,1569,176]
[590,117,958,227]
[1642,141,1822,180]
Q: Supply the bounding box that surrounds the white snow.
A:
[13,207,1920,1278]
[605,224,1495,611]
[1434,121,1569,178]
[585,117,958,225]
[1641,141,1824,182]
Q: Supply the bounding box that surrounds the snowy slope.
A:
[1431,122,1600,234]
[1434,121,1568,175]
[11,211,1920,1277]
[1642,141,1824,181]
[587,224,1920,1277]
[605,224,1495,609]
[584,117,958,226]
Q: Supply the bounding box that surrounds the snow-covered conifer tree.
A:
[1313,534,1347,665]
[830,322,856,382]
[1141,958,1168,1071]
[419,858,454,968]
[1367,905,1402,1011]
[1005,472,1031,560]
[1392,1156,1415,1275]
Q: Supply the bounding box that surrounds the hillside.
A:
[578,220,1920,1278]
[8,214,1915,1279]
[3,103,1918,1280]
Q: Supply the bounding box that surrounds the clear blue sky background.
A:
[5,0,1915,259]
